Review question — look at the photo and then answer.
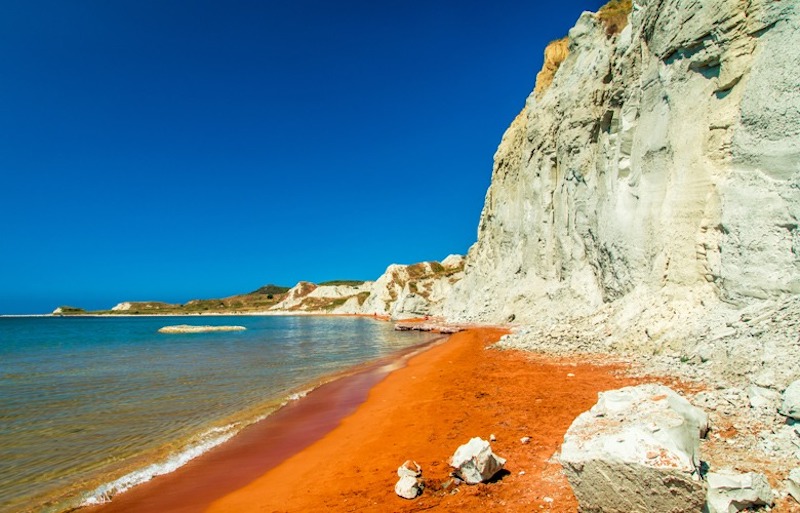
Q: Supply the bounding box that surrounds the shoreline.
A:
[3,312,396,319]
[84,327,641,512]
[80,334,447,513]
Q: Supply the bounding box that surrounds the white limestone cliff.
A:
[269,256,464,318]
[444,0,800,353]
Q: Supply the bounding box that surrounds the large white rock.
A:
[780,380,800,420]
[706,471,773,513]
[560,384,708,513]
[449,437,506,485]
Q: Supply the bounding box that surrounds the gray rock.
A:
[706,471,773,513]
[787,468,800,503]
[780,380,800,420]
[560,384,708,513]
[747,384,781,412]
[449,437,506,485]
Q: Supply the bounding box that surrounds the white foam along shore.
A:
[78,384,312,509]
[157,324,247,334]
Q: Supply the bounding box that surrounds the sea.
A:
[0,315,438,513]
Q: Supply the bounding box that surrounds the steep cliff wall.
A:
[445,0,800,349]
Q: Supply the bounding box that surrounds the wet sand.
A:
[207,328,639,513]
[83,338,444,513]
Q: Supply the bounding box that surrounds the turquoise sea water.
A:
[0,315,437,513]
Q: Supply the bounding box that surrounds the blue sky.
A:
[0,0,607,314]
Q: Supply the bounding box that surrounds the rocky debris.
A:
[394,321,465,334]
[494,294,800,495]
[157,325,246,334]
[780,380,800,420]
[706,471,773,513]
[561,384,708,513]
[520,436,531,444]
[394,460,424,500]
[449,437,506,485]
[787,468,800,503]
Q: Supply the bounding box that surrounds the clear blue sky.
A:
[0,0,607,314]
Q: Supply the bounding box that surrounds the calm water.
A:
[0,315,437,513]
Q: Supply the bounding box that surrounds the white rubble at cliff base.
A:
[560,384,708,513]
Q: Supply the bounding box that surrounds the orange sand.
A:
[207,328,638,513]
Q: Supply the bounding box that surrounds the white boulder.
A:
[706,471,773,513]
[747,385,781,412]
[780,380,800,420]
[394,460,423,500]
[449,437,506,485]
[787,468,800,503]
[560,384,708,513]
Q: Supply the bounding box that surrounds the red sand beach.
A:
[87,328,639,513]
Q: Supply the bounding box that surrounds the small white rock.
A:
[395,475,424,500]
[490,433,497,441]
[787,468,800,503]
[397,460,422,478]
[449,437,507,485]
[706,471,773,513]
[780,380,800,420]
[520,436,531,444]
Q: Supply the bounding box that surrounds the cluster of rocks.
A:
[495,294,800,508]
[394,437,506,500]
[560,382,800,513]
[561,383,799,512]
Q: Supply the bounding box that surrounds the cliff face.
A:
[445,0,800,345]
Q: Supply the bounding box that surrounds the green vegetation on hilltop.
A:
[249,284,291,296]
[56,283,292,315]
[318,280,366,287]
[54,306,86,314]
